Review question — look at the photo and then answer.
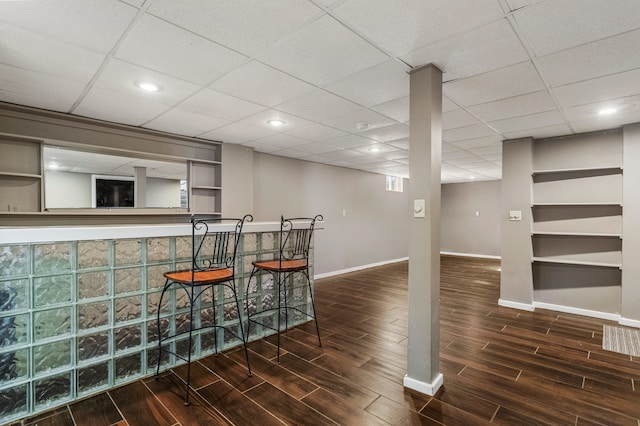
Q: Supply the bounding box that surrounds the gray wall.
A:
[251,153,410,276]
[440,180,501,257]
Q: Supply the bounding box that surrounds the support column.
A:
[404,64,443,396]
[621,124,640,327]
[134,166,147,208]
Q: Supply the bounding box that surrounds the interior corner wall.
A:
[251,153,410,276]
[221,144,254,218]
[441,180,501,257]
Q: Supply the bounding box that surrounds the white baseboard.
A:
[440,251,501,260]
[314,257,408,279]
[619,317,640,328]
[533,302,621,322]
[403,373,443,396]
[498,298,535,311]
[315,252,500,280]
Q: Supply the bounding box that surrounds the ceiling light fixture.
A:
[135,81,161,92]
[356,122,369,131]
[598,108,617,116]
[267,119,285,127]
[368,147,381,152]
[469,176,476,180]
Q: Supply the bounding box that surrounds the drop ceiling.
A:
[2,0,640,183]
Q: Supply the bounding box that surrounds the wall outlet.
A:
[508,210,522,221]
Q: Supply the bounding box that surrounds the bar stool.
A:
[155,215,252,405]
[246,215,322,362]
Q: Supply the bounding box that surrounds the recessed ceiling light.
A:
[267,119,285,127]
[598,108,617,116]
[135,81,161,92]
[368,147,381,152]
[356,122,369,131]
[469,176,476,180]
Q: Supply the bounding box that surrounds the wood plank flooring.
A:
[10,255,640,425]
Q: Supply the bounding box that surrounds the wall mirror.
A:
[43,146,187,210]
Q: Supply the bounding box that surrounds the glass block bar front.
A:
[0,223,315,423]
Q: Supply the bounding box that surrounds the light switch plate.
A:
[509,210,522,221]
[414,199,425,218]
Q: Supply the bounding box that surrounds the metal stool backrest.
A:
[191,214,253,274]
[278,215,323,264]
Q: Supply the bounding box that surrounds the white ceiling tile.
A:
[317,149,365,161]
[570,110,640,134]
[443,61,545,106]
[442,142,462,153]
[467,90,556,122]
[442,109,481,130]
[200,122,275,144]
[537,29,640,88]
[468,145,502,156]
[563,96,640,122]
[450,135,503,150]
[180,89,266,121]
[325,60,410,107]
[0,0,137,53]
[388,138,410,150]
[290,143,339,155]
[74,87,170,126]
[358,123,409,142]
[505,0,546,11]
[115,15,248,85]
[276,89,362,122]
[0,63,86,112]
[332,0,504,56]
[489,110,564,133]
[284,123,348,142]
[144,108,229,137]
[92,59,201,105]
[443,150,477,161]
[210,61,316,107]
[0,22,104,85]
[370,96,409,123]
[402,19,528,82]
[257,14,388,86]
[347,154,388,165]
[513,0,640,56]
[325,134,376,150]
[322,108,396,133]
[502,124,573,140]
[443,123,499,142]
[237,109,314,133]
[271,148,310,159]
[243,140,282,154]
[352,143,400,155]
[121,0,145,6]
[251,133,311,149]
[378,150,409,161]
[148,0,323,56]
[553,68,640,108]
[442,96,460,113]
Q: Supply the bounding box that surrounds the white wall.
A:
[44,171,181,209]
[146,178,181,208]
[252,153,410,276]
[441,180,502,257]
[44,171,92,208]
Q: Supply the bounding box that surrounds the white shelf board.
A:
[532,257,622,269]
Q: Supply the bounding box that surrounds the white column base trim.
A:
[619,317,640,328]
[498,298,534,311]
[403,373,443,396]
[314,257,408,279]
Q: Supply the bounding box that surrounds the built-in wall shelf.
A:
[0,171,42,179]
[532,257,621,269]
[531,231,622,238]
[532,166,622,175]
[529,130,624,314]
[192,186,221,190]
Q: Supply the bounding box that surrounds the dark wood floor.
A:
[12,256,640,425]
